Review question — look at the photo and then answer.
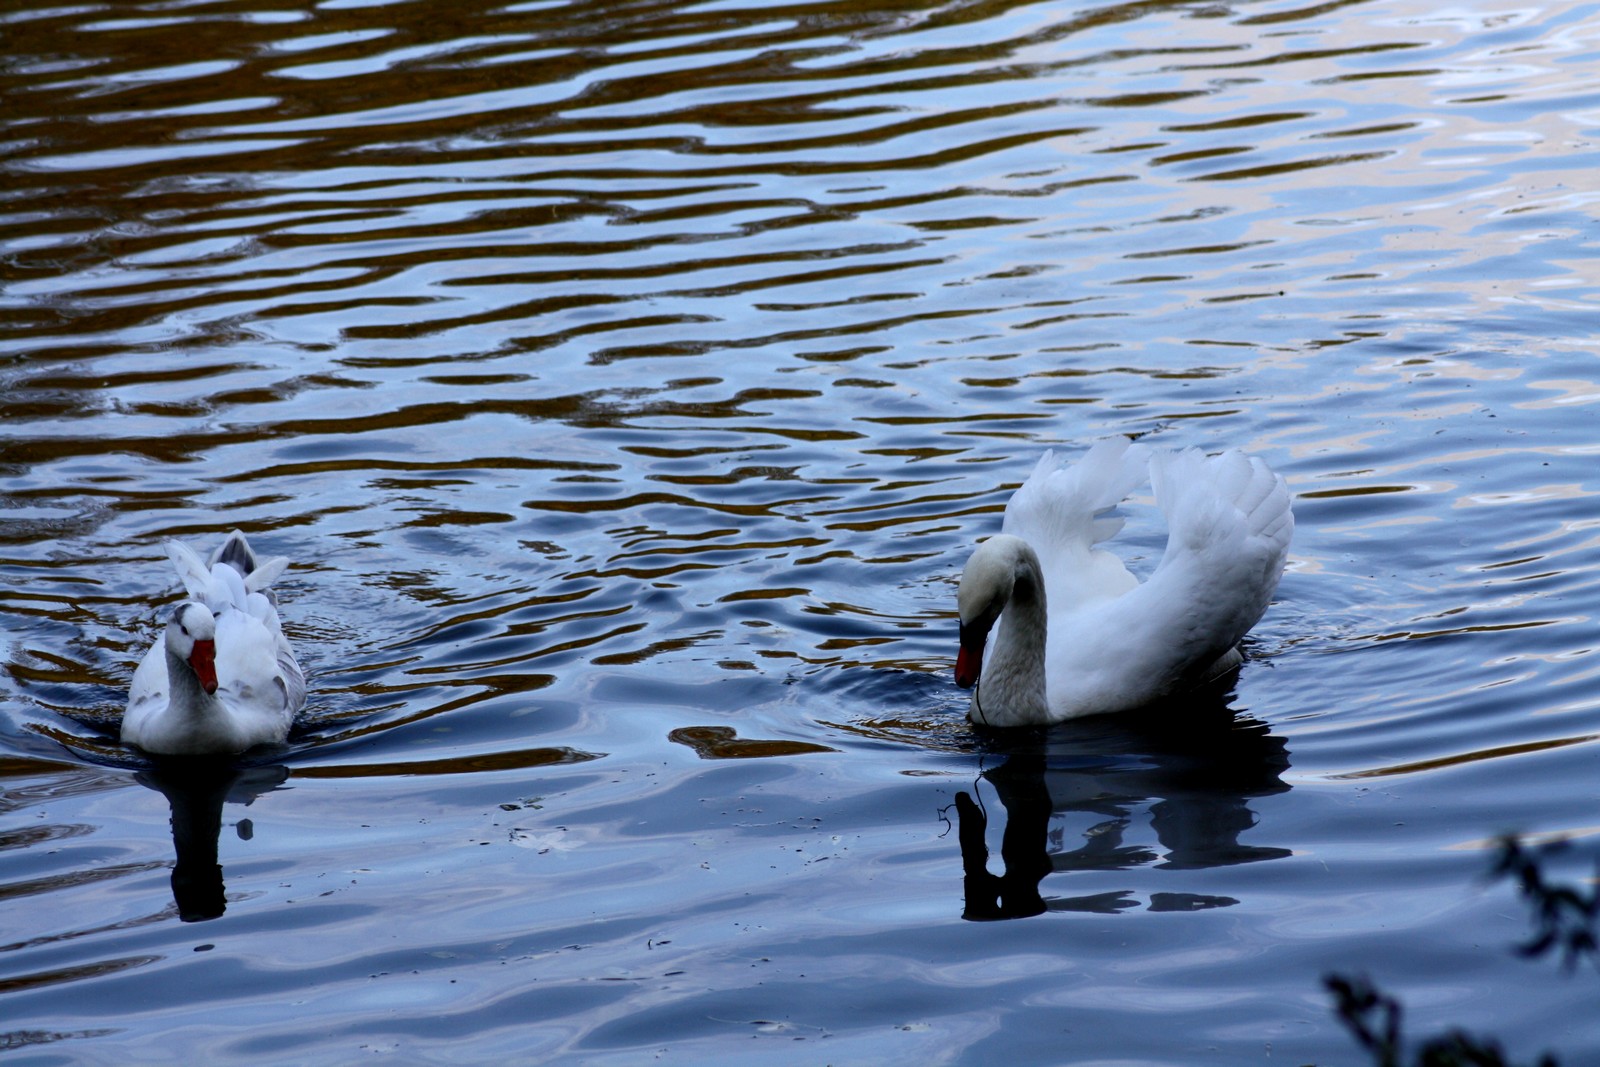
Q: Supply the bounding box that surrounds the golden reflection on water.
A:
[1332,730,1599,781]
[667,725,835,759]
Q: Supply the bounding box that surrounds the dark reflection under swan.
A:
[952,695,1291,921]
[134,759,290,923]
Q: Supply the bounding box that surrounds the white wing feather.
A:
[990,441,1292,721]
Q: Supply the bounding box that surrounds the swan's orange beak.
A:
[189,639,218,694]
[955,625,984,689]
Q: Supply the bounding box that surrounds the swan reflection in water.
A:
[135,759,289,922]
[953,697,1290,921]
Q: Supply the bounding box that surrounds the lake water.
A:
[5,0,1600,1062]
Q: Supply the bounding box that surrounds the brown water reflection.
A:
[667,724,835,758]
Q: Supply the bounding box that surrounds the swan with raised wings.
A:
[123,530,306,755]
[955,438,1292,727]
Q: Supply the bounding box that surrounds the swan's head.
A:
[165,601,219,694]
[955,535,1030,689]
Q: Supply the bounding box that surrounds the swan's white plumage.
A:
[958,438,1292,726]
[123,530,306,755]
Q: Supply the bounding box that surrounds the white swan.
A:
[955,438,1292,727]
[123,530,306,755]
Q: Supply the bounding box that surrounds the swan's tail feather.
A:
[209,530,294,597]
[167,531,292,613]
[210,529,259,577]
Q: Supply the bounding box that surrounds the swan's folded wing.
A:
[1025,447,1291,719]
[122,640,170,738]
[246,590,307,715]
[1002,437,1150,610]
[277,647,308,716]
[215,609,306,720]
[1113,448,1292,691]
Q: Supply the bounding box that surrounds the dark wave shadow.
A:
[134,760,290,922]
[953,695,1291,920]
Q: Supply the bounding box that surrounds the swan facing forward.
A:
[956,438,1292,727]
[123,531,306,755]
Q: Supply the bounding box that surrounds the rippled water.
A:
[6,0,1600,1062]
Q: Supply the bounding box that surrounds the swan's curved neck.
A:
[974,543,1050,726]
